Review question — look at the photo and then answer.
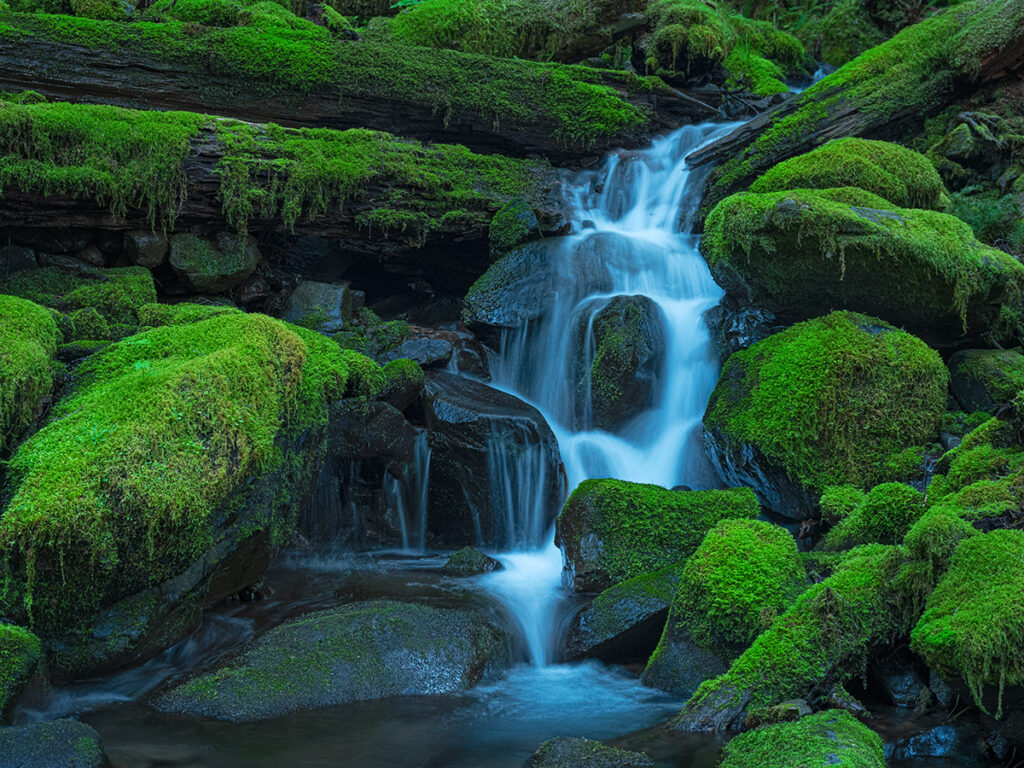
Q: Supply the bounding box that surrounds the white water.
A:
[386,431,431,552]
[481,122,740,666]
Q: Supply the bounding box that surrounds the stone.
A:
[380,337,453,367]
[169,232,260,293]
[872,652,927,708]
[0,719,104,768]
[282,280,353,333]
[0,245,37,276]
[76,245,106,267]
[948,348,1024,413]
[441,546,502,576]
[529,737,656,768]
[123,230,169,268]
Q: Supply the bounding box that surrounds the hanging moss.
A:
[0,295,58,451]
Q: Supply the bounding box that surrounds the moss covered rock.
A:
[911,529,1024,717]
[703,188,1024,340]
[441,546,502,576]
[949,348,1024,413]
[670,544,906,730]
[719,709,885,768]
[0,313,366,674]
[379,358,425,412]
[0,295,59,451]
[169,232,260,294]
[0,719,103,768]
[643,519,805,696]
[703,311,946,519]
[566,564,681,663]
[155,600,510,721]
[137,301,242,328]
[529,736,655,768]
[749,138,949,210]
[0,623,42,721]
[555,479,759,592]
[819,482,926,551]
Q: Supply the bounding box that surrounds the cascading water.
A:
[481,121,741,666]
[384,431,432,552]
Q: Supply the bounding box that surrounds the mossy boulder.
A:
[441,547,502,576]
[580,295,666,431]
[0,719,104,768]
[281,280,353,334]
[643,519,805,696]
[949,348,1024,413]
[555,479,759,593]
[529,737,655,768]
[379,358,425,412]
[749,138,949,210]
[719,709,885,768]
[155,600,510,721]
[566,564,681,663]
[818,482,926,551]
[671,544,905,730]
[703,311,946,519]
[0,295,59,451]
[911,530,1024,717]
[703,188,1024,341]
[137,301,242,328]
[488,199,540,258]
[0,624,43,722]
[168,232,260,294]
[0,313,369,675]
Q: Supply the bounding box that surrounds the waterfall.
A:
[384,431,431,552]
[480,122,741,667]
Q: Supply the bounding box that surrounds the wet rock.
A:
[529,737,656,768]
[282,280,353,333]
[77,245,106,267]
[641,633,728,698]
[948,348,1024,413]
[155,600,510,722]
[0,244,37,275]
[423,371,565,547]
[380,336,453,367]
[0,719,104,768]
[441,546,502,576]
[328,400,420,462]
[705,303,782,357]
[930,669,955,708]
[893,725,959,760]
[566,565,680,663]
[380,359,426,412]
[822,684,869,718]
[488,199,541,258]
[123,230,168,269]
[169,232,260,293]
[872,653,927,708]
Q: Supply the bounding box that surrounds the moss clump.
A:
[720,709,885,768]
[948,187,1024,257]
[819,482,925,551]
[818,485,865,526]
[555,479,760,591]
[137,302,242,327]
[0,312,365,637]
[0,623,42,718]
[339,348,386,399]
[379,358,424,409]
[673,545,906,726]
[705,311,946,496]
[488,199,537,258]
[704,187,1024,336]
[66,306,110,341]
[0,295,59,451]
[653,519,805,659]
[911,530,1024,717]
[750,138,949,210]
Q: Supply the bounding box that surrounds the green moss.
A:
[704,187,1024,335]
[675,544,907,724]
[750,138,949,209]
[819,482,925,551]
[655,519,805,659]
[0,295,59,451]
[0,312,361,636]
[720,709,885,768]
[951,348,1024,409]
[556,479,760,588]
[0,623,42,718]
[137,302,242,327]
[583,564,683,644]
[818,485,865,527]
[902,502,977,583]
[67,306,111,342]
[911,530,1024,717]
[942,410,993,439]
[379,358,424,403]
[339,348,385,399]
[488,199,536,258]
[705,311,947,494]
[815,0,885,67]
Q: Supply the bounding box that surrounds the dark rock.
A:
[821,684,868,718]
[930,669,955,708]
[380,337,453,367]
[123,230,168,269]
[235,274,272,304]
[282,280,353,332]
[641,631,729,697]
[567,565,680,663]
[328,400,420,463]
[0,719,104,768]
[169,233,260,293]
[37,252,95,273]
[948,348,1024,413]
[94,230,123,255]
[423,371,565,547]
[705,303,781,358]
[154,600,510,721]
[0,244,37,276]
[893,725,959,760]
[77,245,106,267]
[529,737,656,768]
[441,546,502,576]
[872,653,927,708]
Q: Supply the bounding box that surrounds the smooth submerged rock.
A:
[0,719,104,768]
[529,737,656,768]
[423,371,564,547]
[155,600,510,721]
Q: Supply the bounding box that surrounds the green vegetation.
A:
[911,530,1024,717]
[0,623,42,718]
[0,312,376,637]
[720,709,885,768]
[705,311,946,494]
[819,482,925,550]
[379,358,424,409]
[0,295,59,451]
[488,199,537,258]
[818,485,865,526]
[556,479,760,589]
[137,302,242,327]
[950,348,1024,411]
[704,187,1024,336]
[749,138,949,209]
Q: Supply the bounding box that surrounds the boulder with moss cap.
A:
[948,348,1024,413]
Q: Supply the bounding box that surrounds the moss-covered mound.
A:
[0,623,42,720]
[137,302,242,328]
[703,187,1024,339]
[0,296,59,451]
[671,544,905,730]
[703,311,946,517]
[911,529,1024,717]
[719,709,886,768]
[0,312,373,643]
[749,138,949,210]
[949,348,1024,413]
[643,519,805,695]
[555,479,759,592]
[819,482,926,551]
[529,736,656,768]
